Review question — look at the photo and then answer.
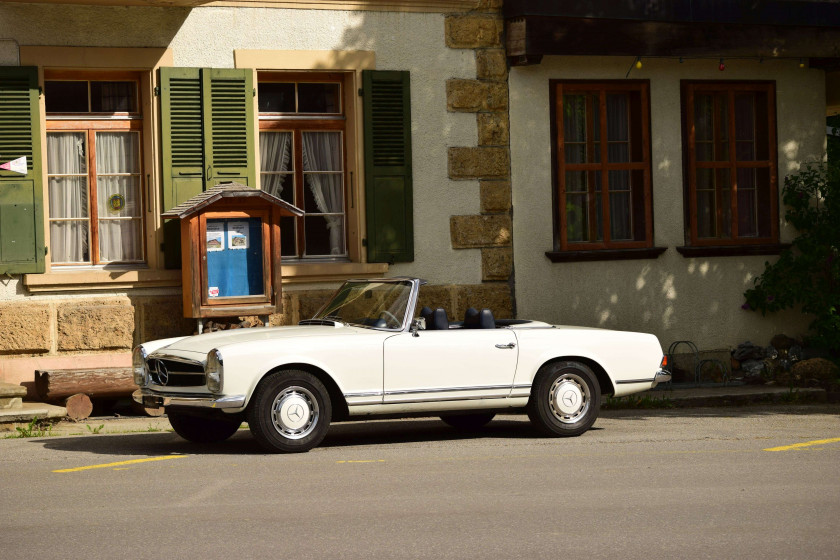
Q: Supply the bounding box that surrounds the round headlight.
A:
[206,349,224,393]
[132,346,148,387]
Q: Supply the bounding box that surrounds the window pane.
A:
[735,93,756,161]
[298,83,340,113]
[50,221,89,263]
[97,176,141,218]
[737,168,758,237]
[96,132,139,174]
[47,132,87,175]
[99,220,142,262]
[755,168,772,237]
[47,133,88,220]
[565,193,587,242]
[260,131,294,202]
[608,170,632,241]
[45,81,88,112]
[606,94,629,163]
[696,168,731,239]
[304,215,345,257]
[694,93,729,162]
[90,81,137,113]
[565,171,587,193]
[258,83,295,112]
[301,131,345,256]
[280,216,297,257]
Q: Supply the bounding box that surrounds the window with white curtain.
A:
[258,74,347,260]
[45,75,144,265]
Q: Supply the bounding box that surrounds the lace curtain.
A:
[302,131,344,256]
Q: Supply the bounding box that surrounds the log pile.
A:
[34,367,162,419]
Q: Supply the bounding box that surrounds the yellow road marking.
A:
[53,455,189,473]
[336,460,385,464]
[764,438,840,452]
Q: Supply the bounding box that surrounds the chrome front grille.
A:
[147,356,206,388]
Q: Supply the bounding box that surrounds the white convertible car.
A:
[133,277,670,453]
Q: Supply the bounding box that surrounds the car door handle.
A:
[495,342,516,349]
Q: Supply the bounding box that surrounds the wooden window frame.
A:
[680,81,779,249]
[549,80,657,258]
[258,72,349,261]
[45,70,146,266]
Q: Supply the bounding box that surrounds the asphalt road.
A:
[1,405,839,560]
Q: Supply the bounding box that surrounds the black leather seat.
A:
[464,307,495,329]
[420,306,433,328]
[478,308,495,329]
[463,307,480,328]
[428,308,449,330]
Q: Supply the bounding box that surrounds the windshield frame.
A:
[309,277,423,332]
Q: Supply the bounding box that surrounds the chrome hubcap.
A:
[549,373,590,424]
[270,386,318,440]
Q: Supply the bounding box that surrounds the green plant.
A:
[602,394,675,409]
[86,423,105,435]
[743,160,839,358]
[12,417,53,438]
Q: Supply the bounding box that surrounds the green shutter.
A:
[0,66,45,274]
[159,67,256,268]
[363,70,414,263]
[159,67,204,212]
[203,68,256,188]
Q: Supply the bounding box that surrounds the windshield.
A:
[312,280,413,330]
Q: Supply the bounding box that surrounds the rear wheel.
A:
[527,361,601,437]
[167,411,242,444]
[247,370,332,453]
[440,412,496,431]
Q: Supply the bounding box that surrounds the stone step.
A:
[0,382,27,399]
[0,397,23,410]
[0,402,67,424]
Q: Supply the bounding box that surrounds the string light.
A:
[799,58,806,68]
[635,56,643,69]
[719,58,725,71]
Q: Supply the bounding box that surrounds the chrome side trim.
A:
[132,388,245,409]
[385,384,515,396]
[616,378,656,385]
[381,393,514,405]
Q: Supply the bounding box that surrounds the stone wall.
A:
[445,1,514,301]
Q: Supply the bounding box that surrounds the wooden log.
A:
[35,367,137,402]
[64,393,93,420]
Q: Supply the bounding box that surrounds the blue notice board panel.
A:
[206,218,264,298]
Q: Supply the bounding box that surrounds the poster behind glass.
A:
[205,218,264,298]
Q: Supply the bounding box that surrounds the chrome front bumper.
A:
[132,388,246,410]
[652,369,672,388]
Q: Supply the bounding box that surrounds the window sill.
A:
[280,262,389,283]
[24,268,183,293]
[545,247,667,263]
[676,244,790,258]
[24,262,389,292]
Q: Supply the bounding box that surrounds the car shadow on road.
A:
[34,416,551,457]
[600,403,840,421]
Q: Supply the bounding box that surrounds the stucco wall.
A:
[509,56,824,351]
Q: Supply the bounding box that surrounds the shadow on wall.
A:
[0,3,192,48]
[555,254,811,349]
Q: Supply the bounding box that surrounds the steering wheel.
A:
[378,310,401,329]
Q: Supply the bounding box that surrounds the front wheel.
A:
[247,370,332,453]
[167,411,242,444]
[527,361,601,437]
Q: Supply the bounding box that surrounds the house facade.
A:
[0,0,837,389]
[503,0,839,353]
[0,0,513,387]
